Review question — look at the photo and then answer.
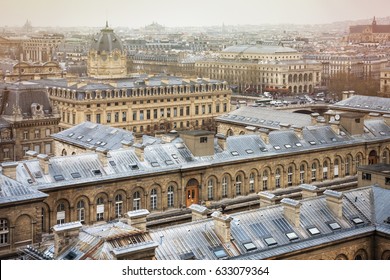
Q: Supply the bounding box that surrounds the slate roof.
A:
[10,118,390,190]
[52,121,134,151]
[216,107,312,130]
[148,186,390,260]
[222,45,298,55]
[0,173,47,205]
[331,95,390,114]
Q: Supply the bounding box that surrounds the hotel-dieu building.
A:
[30,23,231,133]
[1,106,390,258]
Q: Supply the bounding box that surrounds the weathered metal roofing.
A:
[149,186,389,260]
[332,95,390,114]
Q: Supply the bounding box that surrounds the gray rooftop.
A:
[332,95,390,114]
[222,45,298,55]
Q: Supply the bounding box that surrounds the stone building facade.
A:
[0,83,61,163]
[346,17,390,44]
[195,44,322,94]
[21,34,64,63]
[380,67,390,96]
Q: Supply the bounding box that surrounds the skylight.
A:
[165,160,174,165]
[92,169,102,176]
[53,175,65,181]
[67,133,74,137]
[309,141,316,145]
[245,149,254,154]
[274,145,281,150]
[243,242,257,251]
[260,147,268,152]
[34,171,42,178]
[71,172,81,179]
[213,248,228,259]
[231,151,239,156]
[352,217,364,225]
[151,162,160,167]
[130,164,139,170]
[109,161,116,167]
[284,144,292,149]
[295,143,302,147]
[77,135,84,140]
[264,237,277,246]
[307,227,320,235]
[171,154,178,159]
[328,222,341,230]
[286,232,299,241]
[86,138,93,142]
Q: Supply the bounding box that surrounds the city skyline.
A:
[1,0,390,28]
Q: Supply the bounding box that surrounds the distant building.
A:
[380,67,390,96]
[21,34,64,63]
[347,17,390,44]
[196,44,322,94]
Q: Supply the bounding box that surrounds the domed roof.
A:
[90,22,124,53]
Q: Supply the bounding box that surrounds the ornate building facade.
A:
[21,34,64,62]
[0,82,61,163]
[346,17,390,44]
[195,44,322,94]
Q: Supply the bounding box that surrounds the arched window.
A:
[300,164,305,184]
[275,168,281,188]
[334,159,339,178]
[345,157,351,176]
[96,197,104,221]
[150,189,157,210]
[0,219,9,245]
[76,200,85,223]
[56,203,65,225]
[133,191,141,210]
[356,155,362,168]
[262,170,268,190]
[207,179,214,200]
[323,161,328,180]
[115,194,123,218]
[235,175,242,195]
[311,163,317,181]
[249,173,255,192]
[287,166,293,186]
[222,176,229,197]
[167,186,174,207]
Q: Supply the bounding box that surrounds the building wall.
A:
[380,68,390,96]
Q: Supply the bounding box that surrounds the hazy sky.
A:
[1,0,390,28]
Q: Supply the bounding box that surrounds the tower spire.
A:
[106,20,109,28]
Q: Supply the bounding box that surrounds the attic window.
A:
[319,140,326,144]
[96,141,102,145]
[379,131,386,136]
[295,143,302,147]
[100,142,107,146]
[130,164,139,170]
[77,135,84,140]
[352,217,364,225]
[171,154,178,159]
[71,172,81,178]
[151,162,160,167]
[260,147,268,152]
[67,133,74,137]
[328,222,341,230]
[264,237,277,246]
[284,144,292,149]
[213,248,228,259]
[86,138,93,142]
[231,151,239,156]
[92,169,102,176]
[286,232,299,241]
[165,160,174,165]
[307,227,320,235]
[53,175,65,181]
[109,161,116,166]
[309,141,316,145]
[245,149,254,154]
[274,145,281,150]
[243,242,257,251]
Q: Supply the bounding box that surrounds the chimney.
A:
[179,130,215,157]
[37,154,49,175]
[211,211,233,243]
[292,125,303,139]
[259,128,269,144]
[52,221,82,258]
[112,241,159,260]
[258,191,277,208]
[300,184,318,199]
[1,162,18,180]
[311,113,319,125]
[125,209,150,231]
[189,204,209,221]
[134,143,145,161]
[281,198,301,227]
[96,147,110,167]
[324,189,344,219]
[26,150,38,160]
[368,112,381,120]
[216,133,227,150]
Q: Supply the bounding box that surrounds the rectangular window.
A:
[173,107,177,117]
[72,113,76,125]
[122,112,127,122]
[160,108,164,117]
[3,149,10,159]
[107,113,111,123]
[34,145,40,154]
[167,108,171,118]
[34,129,40,139]
[195,106,199,115]
[133,111,137,121]
[200,137,208,143]
[140,110,144,120]
[154,109,158,119]
[86,114,91,122]
[180,107,184,116]
[96,114,101,124]
[147,110,151,120]
[23,130,29,140]
[362,172,371,181]
[186,106,190,116]
[114,112,119,122]
[45,128,51,137]
[45,143,51,154]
